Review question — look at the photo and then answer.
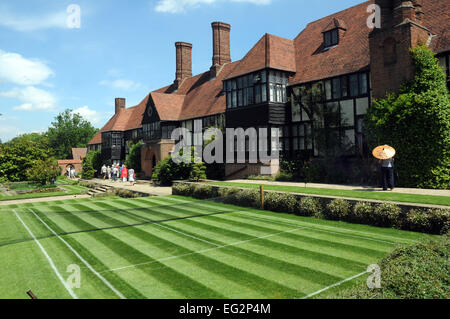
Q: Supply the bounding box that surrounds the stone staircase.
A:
[87,185,113,197]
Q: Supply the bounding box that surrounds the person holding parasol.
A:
[373,145,396,191]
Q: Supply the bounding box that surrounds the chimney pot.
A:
[115,98,126,114]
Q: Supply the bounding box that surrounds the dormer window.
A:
[322,18,346,49]
[324,29,339,48]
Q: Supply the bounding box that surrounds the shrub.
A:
[172,183,193,196]
[427,208,450,235]
[152,148,207,186]
[324,199,351,221]
[264,192,298,214]
[334,235,450,299]
[26,158,61,185]
[192,184,218,199]
[113,189,139,198]
[274,172,294,182]
[82,150,101,180]
[373,203,403,228]
[125,141,143,173]
[351,202,374,224]
[298,197,322,217]
[226,189,259,208]
[405,209,431,233]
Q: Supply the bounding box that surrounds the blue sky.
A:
[0,0,363,142]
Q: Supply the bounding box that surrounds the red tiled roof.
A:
[90,0,449,146]
[88,96,147,145]
[290,1,373,86]
[225,34,296,80]
[149,61,241,121]
[423,0,450,54]
[72,148,87,160]
[150,92,185,121]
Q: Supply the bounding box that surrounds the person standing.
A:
[121,165,128,183]
[129,168,135,186]
[107,166,111,180]
[380,157,395,191]
[101,165,107,180]
[112,165,117,182]
[66,166,71,179]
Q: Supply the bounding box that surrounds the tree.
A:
[365,46,450,189]
[81,150,101,180]
[0,133,53,182]
[125,141,143,173]
[46,109,98,160]
[26,158,61,185]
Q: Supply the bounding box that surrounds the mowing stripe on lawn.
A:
[117,203,375,268]
[55,205,315,297]
[13,209,78,299]
[196,213,387,259]
[101,200,381,269]
[238,209,418,244]
[99,204,359,287]
[28,209,126,299]
[38,206,228,298]
[105,225,311,273]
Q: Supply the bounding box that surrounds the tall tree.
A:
[0,133,53,182]
[365,46,450,189]
[46,109,98,159]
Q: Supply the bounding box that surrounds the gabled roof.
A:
[225,34,296,80]
[150,92,185,121]
[289,1,373,86]
[150,61,241,122]
[88,96,147,145]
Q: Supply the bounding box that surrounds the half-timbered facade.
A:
[88,0,449,179]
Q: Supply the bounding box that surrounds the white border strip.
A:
[301,271,369,299]
[14,209,78,299]
[28,209,126,299]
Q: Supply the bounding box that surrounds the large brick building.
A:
[88,0,449,179]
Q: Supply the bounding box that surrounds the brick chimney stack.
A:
[115,98,126,114]
[210,22,231,77]
[174,42,193,88]
[393,0,417,25]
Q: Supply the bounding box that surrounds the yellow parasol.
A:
[372,145,396,160]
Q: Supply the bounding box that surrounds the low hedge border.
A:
[173,182,450,235]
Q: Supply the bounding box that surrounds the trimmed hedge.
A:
[325,199,351,221]
[172,182,450,235]
[298,197,322,217]
[333,234,450,299]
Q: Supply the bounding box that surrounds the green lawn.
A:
[208,181,450,207]
[0,195,433,299]
[0,185,88,202]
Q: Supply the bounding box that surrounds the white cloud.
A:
[99,79,141,91]
[154,0,271,13]
[72,105,103,125]
[0,49,54,86]
[0,7,68,32]
[0,86,57,111]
